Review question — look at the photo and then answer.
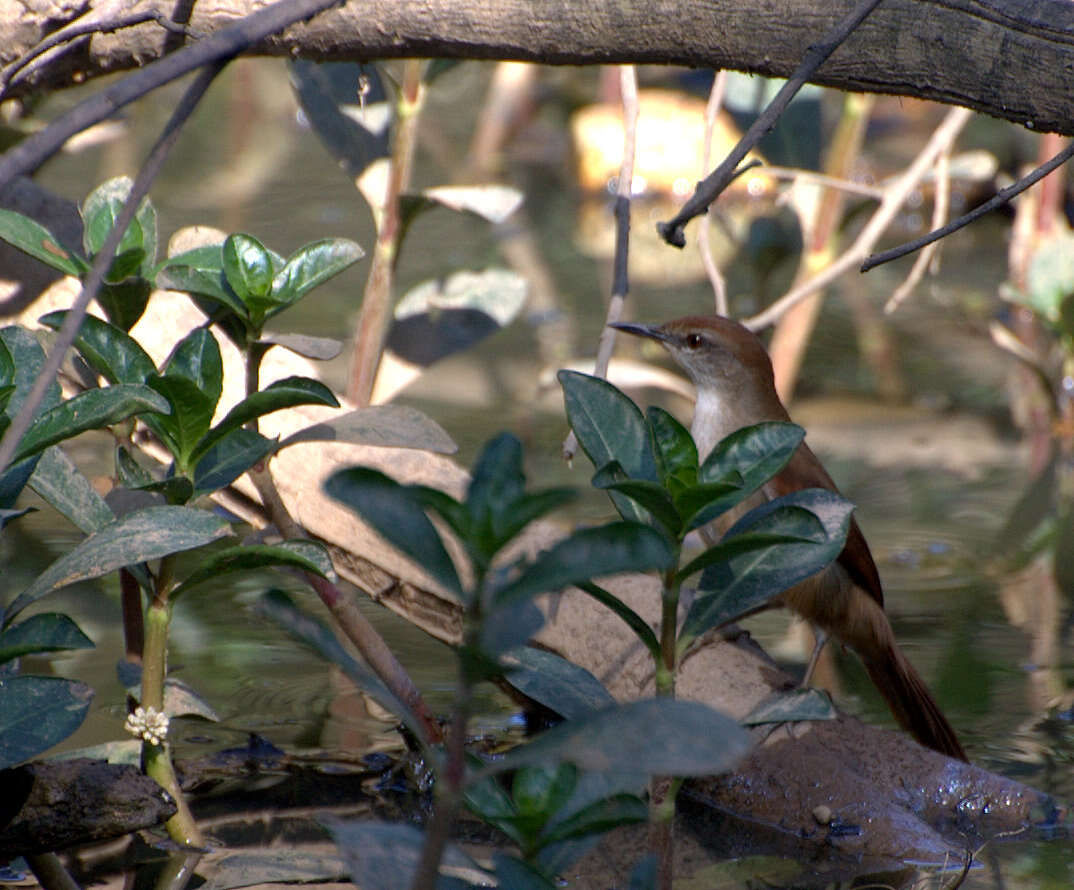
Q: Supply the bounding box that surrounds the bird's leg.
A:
[800,624,829,687]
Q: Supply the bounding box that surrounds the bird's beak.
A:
[609,321,672,344]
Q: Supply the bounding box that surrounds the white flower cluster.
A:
[124,705,170,746]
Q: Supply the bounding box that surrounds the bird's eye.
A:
[685,333,704,349]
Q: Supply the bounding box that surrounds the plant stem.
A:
[25,853,82,890]
[346,58,426,406]
[409,622,475,890]
[140,568,204,847]
[656,569,679,697]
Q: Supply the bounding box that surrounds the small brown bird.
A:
[613,314,966,761]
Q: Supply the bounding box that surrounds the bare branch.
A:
[656,0,886,248]
[862,139,1074,273]
[698,71,729,315]
[745,106,972,331]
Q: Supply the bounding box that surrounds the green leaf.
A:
[593,468,681,536]
[699,421,803,486]
[740,688,837,726]
[38,311,156,384]
[0,208,85,276]
[192,428,275,494]
[224,233,275,304]
[271,237,364,306]
[278,405,457,454]
[559,370,656,523]
[494,523,675,607]
[6,505,233,621]
[166,328,223,403]
[80,177,147,265]
[170,541,331,600]
[12,384,170,463]
[500,647,616,720]
[29,446,114,534]
[688,422,805,529]
[0,326,61,507]
[680,489,854,643]
[147,374,217,465]
[490,854,559,890]
[478,599,545,661]
[501,698,751,776]
[255,589,414,735]
[156,264,248,321]
[96,278,152,332]
[0,613,94,664]
[324,467,463,599]
[539,793,648,847]
[576,581,661,660]
[190,376,338,465]
[0,676,93,769]
[647,406,697,490]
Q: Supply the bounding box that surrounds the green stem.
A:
[140,569,204,847]
[656,568,680,697]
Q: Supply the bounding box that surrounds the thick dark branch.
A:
[2,0,1074,135]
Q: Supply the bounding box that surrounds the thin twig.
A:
[885,144,950,312]
[0,0,342,189]
[698,71,729,315]
[863,138,1074,272]
[657,0,886,247]
[745,105,972,331]
[0,61,226,479]
[766,165,884,200]
[563,64,638,461]
[1,7,187,94]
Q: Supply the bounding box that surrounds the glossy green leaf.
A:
[688,421,804,529]
[147,374,216,464]
[494,522,675,607]
[190,376,338,465]
[224,233,275,303]
[29,446,114,534]
[96,278,152,332]
[539,793,648,847]
[680,489,854,643]
[501,698,751,776]
[699,421,803,486]
[156,264,248,320]
[0,337,12,387]
[0,675,93,769]
[192,428,275,494]
[0,326,60,507]
[278,404,456,454]
[500,647,616,720]
[80,177,148,263]
[0,209,85,276]
[559,370,656,523]
[12,384,170,463]
[490,854,558,890]
[0,613,94,663]
[647,406,697,490]
[467,433,525,528]
[324,467,463,599]
[478,599,546,662]
[406,485,470,540]
[6,505,233,621]
[38,311,157,384]
[271,237,364,305]
[593,468,681,536]
[674,479,745,530]
[170,541,330,600]
[166,328,223,405]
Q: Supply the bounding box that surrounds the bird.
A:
[611,314,967,761]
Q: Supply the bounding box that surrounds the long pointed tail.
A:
[862,643,967,761]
